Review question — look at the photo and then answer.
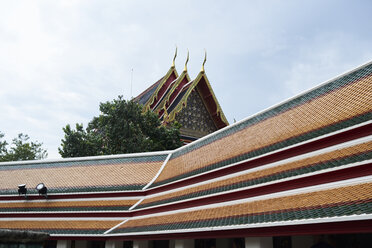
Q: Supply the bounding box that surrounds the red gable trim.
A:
[150,71,178,110]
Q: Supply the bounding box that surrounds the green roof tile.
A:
[138,151,372,209]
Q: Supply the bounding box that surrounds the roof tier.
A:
[152,65,372,187]
[0,153,169,195]
[0,61,371,239]
[135,64,229,142]
[111,182,372,235]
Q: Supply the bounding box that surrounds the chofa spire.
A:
[201,49,207,73]
[172,48,207,72]
[183,49,189,72]
[171,47,177,68]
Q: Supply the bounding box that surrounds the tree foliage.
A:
[59,96,182,158]
[0,132,48,162]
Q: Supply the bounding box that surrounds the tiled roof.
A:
[0,199,138,212]
[166,72,229,128]
[1,61,371,238]
[136,77,163,105]
[136,141,372,209]
[151,65,372,187]
[159,72,229,128]
[154,70,191,114]
[135,67,179,110]
[0,153,169,194]
[151,78,178,111]
[165,85,189,115]
[138,66,229,132]
[0,220,121,235]
[111,182,372,234]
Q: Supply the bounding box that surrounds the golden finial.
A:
[183,49,189,72]
[201,49,207,72]
[163,106,169,121]
[172,46,177,67]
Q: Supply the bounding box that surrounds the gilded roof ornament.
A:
[183,50,189,72]
[201,49,207,73]
[172,46,177,68]
[162,105,169,122]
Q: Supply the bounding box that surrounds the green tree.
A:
[0,132,7,159]
[0,132,48,162]
[58,123,103,157]
[59,96,182,158]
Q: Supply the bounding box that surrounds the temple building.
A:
[0,60,371,248]
[135,50,229,143]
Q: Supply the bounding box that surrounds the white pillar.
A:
[106,240,123,248]
[75,241,88,248]
[133,240,149,248]
[245,237,273,248]
[174,239,194,248]
[56,240,71,248]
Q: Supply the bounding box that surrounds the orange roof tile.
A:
[114,182,372,233]
[139,141,372,209]
[153,73,372,186]
[0,153,168,194]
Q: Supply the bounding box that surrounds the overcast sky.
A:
[0,0,371,159]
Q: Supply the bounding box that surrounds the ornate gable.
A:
[175,89,218,141]
[136,51,229,144]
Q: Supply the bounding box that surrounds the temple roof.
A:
[111,181,372,235]
[136,76,163,106]
[161,71,229,128]
[135,64,229,132]
[134,66,179,112]
[0,152,170,194]
[0,61,371,239]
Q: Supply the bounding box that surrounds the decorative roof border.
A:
[154,70,191,114]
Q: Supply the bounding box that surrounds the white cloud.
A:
[284,32,372,96]
[0,0,371,158]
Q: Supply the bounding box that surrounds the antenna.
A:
[130,68,133,99]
